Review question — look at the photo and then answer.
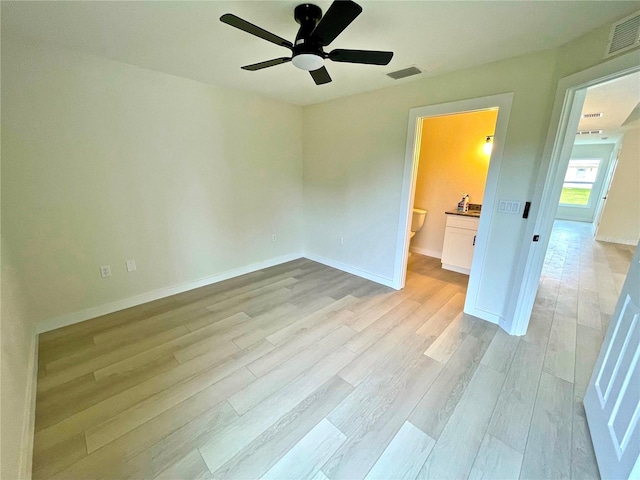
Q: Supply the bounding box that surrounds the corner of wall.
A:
[20,334,38,480]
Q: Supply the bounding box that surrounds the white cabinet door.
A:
[441,226,476,274]
[584,242,640,479]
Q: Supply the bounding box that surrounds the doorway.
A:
[409,109,497,263]
[508,48,640,336]
[555,71,639,239]
[393,93,514,326]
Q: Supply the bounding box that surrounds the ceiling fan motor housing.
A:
[292,4,326,70]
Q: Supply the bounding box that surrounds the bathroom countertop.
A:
[445,210,481,218]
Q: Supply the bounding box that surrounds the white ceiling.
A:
[2,1,639,106]
[576,71,640,145]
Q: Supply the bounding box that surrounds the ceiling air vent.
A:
[387,66,422,80]
[577,130,603,135]
[605,10,640,58]
[581,112,604,119]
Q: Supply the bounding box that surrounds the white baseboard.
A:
[409,246,442,259]
[303,253,398,290]
[20,334,38,480]
[595,235,638,246]
[36,251,401,335]
[37,253,303,334]
[441,263,470,275]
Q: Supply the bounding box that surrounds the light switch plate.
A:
[498,200,522,214]
[126,260,137,272]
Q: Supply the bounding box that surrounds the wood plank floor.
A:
[32,220,633,479]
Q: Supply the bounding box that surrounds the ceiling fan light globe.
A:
[292,53,324,71]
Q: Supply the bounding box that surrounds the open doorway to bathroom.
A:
[409,110,498,271]
[394,93,514,327]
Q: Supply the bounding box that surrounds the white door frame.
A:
[393,93,514,325]
[506,49,640,336]
[593,144,622,237]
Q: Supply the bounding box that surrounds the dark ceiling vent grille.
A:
[387,66,422,80]
[605,11,640,58]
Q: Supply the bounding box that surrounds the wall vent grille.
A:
[577,130,604,135]
[605,11,640,58]
[581,112,604,119]
[387,66,422,80]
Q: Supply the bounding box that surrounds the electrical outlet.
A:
[272,234,277,242]
[100,265,112,278]
[340,237,344,246]
[126,260,137,272]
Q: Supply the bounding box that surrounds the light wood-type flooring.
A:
[32,220,634,479]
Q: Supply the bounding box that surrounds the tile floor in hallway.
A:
[32,220,633,479]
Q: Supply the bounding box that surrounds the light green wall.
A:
[1,40,304,327]
[555,23,618,80]
[304,48,558,316]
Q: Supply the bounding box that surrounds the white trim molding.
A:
[37,253,303,333]
[20,334,38,480]
[409,246,442,259]
[36,251,399,335]
[595,236,639,246]
[303,253,397,289]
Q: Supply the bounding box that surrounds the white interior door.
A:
[593,155,619,238]
[584,242,640,479]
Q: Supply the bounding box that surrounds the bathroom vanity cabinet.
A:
[441,213,479,275]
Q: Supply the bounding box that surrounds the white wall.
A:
[303,48,558,317]
[556,143,615,222]
[597,127,640,244]
[1,39,304,330]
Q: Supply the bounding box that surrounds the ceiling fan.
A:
[220,0,393,85]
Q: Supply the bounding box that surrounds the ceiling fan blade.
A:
[329,49,393,65]
[220,14,293,50]
[310,66,332,85]
[311,0,362,46]
[241,57,292,71]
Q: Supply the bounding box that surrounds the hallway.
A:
[527,219,634,479]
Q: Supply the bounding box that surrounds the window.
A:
[559,159,601,206]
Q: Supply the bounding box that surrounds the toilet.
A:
[410,208,427,239]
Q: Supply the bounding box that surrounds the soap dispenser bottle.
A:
[463,194,470,213]
[458,194,470,213]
